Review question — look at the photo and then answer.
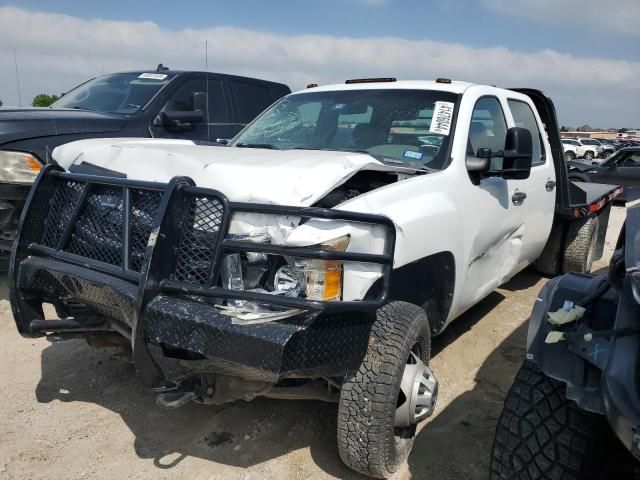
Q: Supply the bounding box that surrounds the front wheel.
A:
[337,302,436,478]
[584,150,595,161]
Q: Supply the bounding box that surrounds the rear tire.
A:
[564,151,576,161]
[490,361,607,480]
[562,215,599,273]
[337,302,431,479]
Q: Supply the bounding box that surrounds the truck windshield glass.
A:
[231,89,459,170]
[52,72,173,115]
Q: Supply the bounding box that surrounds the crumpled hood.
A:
[53,138,410,206]
[0,107,126,145]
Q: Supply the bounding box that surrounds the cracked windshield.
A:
[232,89,459,170]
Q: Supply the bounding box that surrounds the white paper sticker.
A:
[138,73,168,80]
[429,101,455,135]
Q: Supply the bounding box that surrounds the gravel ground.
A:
[0,206,626,480]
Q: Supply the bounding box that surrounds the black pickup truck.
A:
[0,66,290,263]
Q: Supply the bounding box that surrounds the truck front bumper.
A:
[15,256,375,384]
[11,166,393,390]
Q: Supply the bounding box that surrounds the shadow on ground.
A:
[409,322,527,479]
[33,270,540,479]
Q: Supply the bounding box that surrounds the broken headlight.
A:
[219,234,350,302]
[291,235,350,301]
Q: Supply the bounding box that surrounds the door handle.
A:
[545,180,556,192]
[512,191,527,206]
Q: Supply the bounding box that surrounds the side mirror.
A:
[500,127,532,180]
[193,92,208,119]
[466,148,491,172]
[160,110,204,130]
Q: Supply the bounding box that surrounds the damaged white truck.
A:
[10,78,621,478]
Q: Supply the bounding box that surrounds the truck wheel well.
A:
[366,252,455,335]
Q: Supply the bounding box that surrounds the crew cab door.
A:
[461,94,527,300]
[506,98,556,264]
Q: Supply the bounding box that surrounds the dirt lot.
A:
[0,206,626,480]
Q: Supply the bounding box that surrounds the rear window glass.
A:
[231,81,274,123]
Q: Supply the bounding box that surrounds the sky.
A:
[0,0,638,127]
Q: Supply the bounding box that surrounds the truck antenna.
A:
[205,40,210,142]
[13,49,22,107]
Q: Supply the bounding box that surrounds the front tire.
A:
[490,361,606,480]
[584,150,595,161]
[337,302,432,478]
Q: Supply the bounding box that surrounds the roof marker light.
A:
[345,77,397,84]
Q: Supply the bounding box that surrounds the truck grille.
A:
[37,178,163,273]
[173,194,225,285]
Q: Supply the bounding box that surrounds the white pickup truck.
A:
[10,79,621,478]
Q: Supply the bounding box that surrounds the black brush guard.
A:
[10,165,395,390]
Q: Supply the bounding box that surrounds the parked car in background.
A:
[0,66,290,266]
[592,138,617,157]
[567,147,640,201]
[574,137,605,160]
[562,138,580,160]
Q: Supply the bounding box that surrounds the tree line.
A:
[0,93,60,107]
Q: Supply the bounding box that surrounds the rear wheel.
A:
[337,302,436,478]
[562,215,599,273]
[564,151,576,161]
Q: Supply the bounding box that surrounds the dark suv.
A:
[0,66,290,263]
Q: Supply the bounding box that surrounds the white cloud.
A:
[481,0,640,37]
[0,6,638,126]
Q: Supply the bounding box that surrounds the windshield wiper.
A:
[236,143,278,150]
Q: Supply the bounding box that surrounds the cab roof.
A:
[297,79,475,95]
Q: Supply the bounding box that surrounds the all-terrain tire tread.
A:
[337,302,430,479]
[562,216,598,273]
[490,361,599,480]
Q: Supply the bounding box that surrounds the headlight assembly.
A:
[0,151,42,183]
[219,234,351,307]
[294,235,350,301]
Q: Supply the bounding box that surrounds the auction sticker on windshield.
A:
[138,73,168,80]
[429,101,454,135]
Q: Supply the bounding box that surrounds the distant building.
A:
[560,131,619,139]
[560,130,640,140]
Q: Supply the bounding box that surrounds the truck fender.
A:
[366,251,455,335]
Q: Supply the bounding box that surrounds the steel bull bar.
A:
[10,165,395,391]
